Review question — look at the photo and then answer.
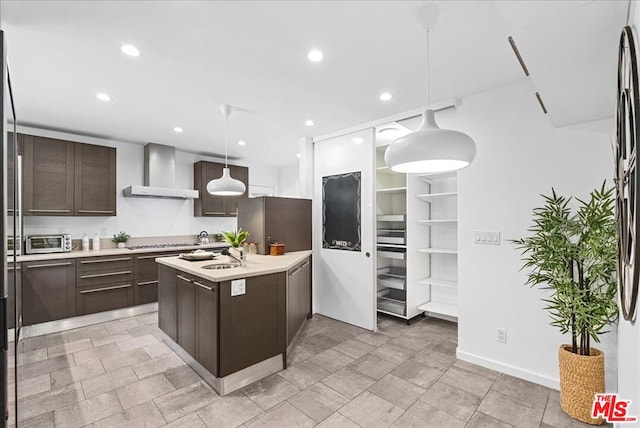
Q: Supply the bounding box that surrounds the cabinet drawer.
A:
[77,269,133,288]
[135,280,158,306]
[77,255,134,272]
[76,281,134,316]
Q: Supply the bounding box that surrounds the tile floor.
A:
[8,312,607,428]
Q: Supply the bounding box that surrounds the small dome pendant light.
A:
[385,3,476,173]
[206,104,247,196]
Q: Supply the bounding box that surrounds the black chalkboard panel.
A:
[322,171,361,251]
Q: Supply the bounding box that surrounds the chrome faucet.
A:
[222,248,246,267]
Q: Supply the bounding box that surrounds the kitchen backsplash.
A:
[23,215,237,243]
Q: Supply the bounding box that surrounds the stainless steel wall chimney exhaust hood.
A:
[123,143,199,199]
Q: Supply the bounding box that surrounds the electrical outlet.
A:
[231,279,246,297]
[496,328,507,343]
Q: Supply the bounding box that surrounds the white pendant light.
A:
[385,3,476,173]
[206,104,247,196]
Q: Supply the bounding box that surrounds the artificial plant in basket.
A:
[513,183,618,425]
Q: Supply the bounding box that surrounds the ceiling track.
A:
[535,92,548,114]
[508,36,530,77]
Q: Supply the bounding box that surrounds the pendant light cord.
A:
[224,111,229,168]
[426,29,430,107]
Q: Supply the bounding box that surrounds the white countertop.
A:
[15,242,230,262]
[156,250,312,282]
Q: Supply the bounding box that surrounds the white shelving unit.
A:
[413,172,459,321]
[375,145,410,320]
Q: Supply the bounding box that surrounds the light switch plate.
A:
[473,230,501,245]
[231,279,246,296]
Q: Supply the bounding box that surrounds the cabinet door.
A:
[7,263,20,330]
[22,135,74,216]
[194,161,226,217]
[74,143,116,216]
[22,260,76,325]
[224,164,249,216]
[177,273,196,355]
[195,278,218,376]
[158,265,177,341]
[76,282,134,316]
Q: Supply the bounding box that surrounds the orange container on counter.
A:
[269,243,285,256]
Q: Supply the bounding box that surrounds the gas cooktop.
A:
[127,243,199,250]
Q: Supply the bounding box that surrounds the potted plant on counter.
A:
[221,228,250,249]
[513,183,618,425]
[112,231,131,248]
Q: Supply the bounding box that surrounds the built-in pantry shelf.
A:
[418,301,458,318]
[377,187,407,194]
[417,219,457,225]
[418,171,457,182]
[417,278,458,289]
[377,214,406,222]
[417,192,458,201]
[417,248,458,255]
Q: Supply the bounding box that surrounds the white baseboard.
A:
[456,348,560,390]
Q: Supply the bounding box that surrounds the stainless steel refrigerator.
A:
[1,28,20,427]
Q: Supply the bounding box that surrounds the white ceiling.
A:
[0,1,628,167]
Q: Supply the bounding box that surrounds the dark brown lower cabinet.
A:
[158,265,177,342]
[218,273,286,377]
[195,278,218,377]
[134,251,182,306]
[287,257,312,344]
[22,259,76,325]
[76,282,134,316]
[7,263,20,329]
[177,273,196,356]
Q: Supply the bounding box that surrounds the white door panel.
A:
[313,129,375,330]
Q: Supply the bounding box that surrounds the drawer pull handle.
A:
[176,274,191,282]
[204,212,226,215]
[26,262,72,269]
[80,271,131,279]
[80,257,132,264]
[80,284,131,294]
[137,280,159,286]
[194,281,213,291]
[7,266,21,271]
[27,209,71,213]
[137,254,181,260]
[77,210,114,214]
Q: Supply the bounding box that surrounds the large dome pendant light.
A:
[385,3,476,174]
[206,104,247,196]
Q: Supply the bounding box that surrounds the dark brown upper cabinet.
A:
[22,135,75,216]
[22,134,116,216]
[193,161,249,217]
[74,143,116,216]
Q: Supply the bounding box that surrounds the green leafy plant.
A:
[513,182,618,356]
[112,231,131,244]
[221,228,249,248]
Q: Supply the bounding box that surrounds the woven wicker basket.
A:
[558,345,605,425]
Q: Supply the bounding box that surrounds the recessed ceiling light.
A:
[173,127,183,133]
[379,92,392,101]
[296,153,301,158]
[238,140,246,146]
[307,50,324,62]
[305,120,315,127]
[121,44,140,57]
[95,93,112,102]
[352,137,364,144]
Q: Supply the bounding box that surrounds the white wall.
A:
[438,79,617,391]
[277,163,299,198]
[18,126,279,240]
[616,4,640,426]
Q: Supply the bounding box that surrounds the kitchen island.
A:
[156,250,312,395]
